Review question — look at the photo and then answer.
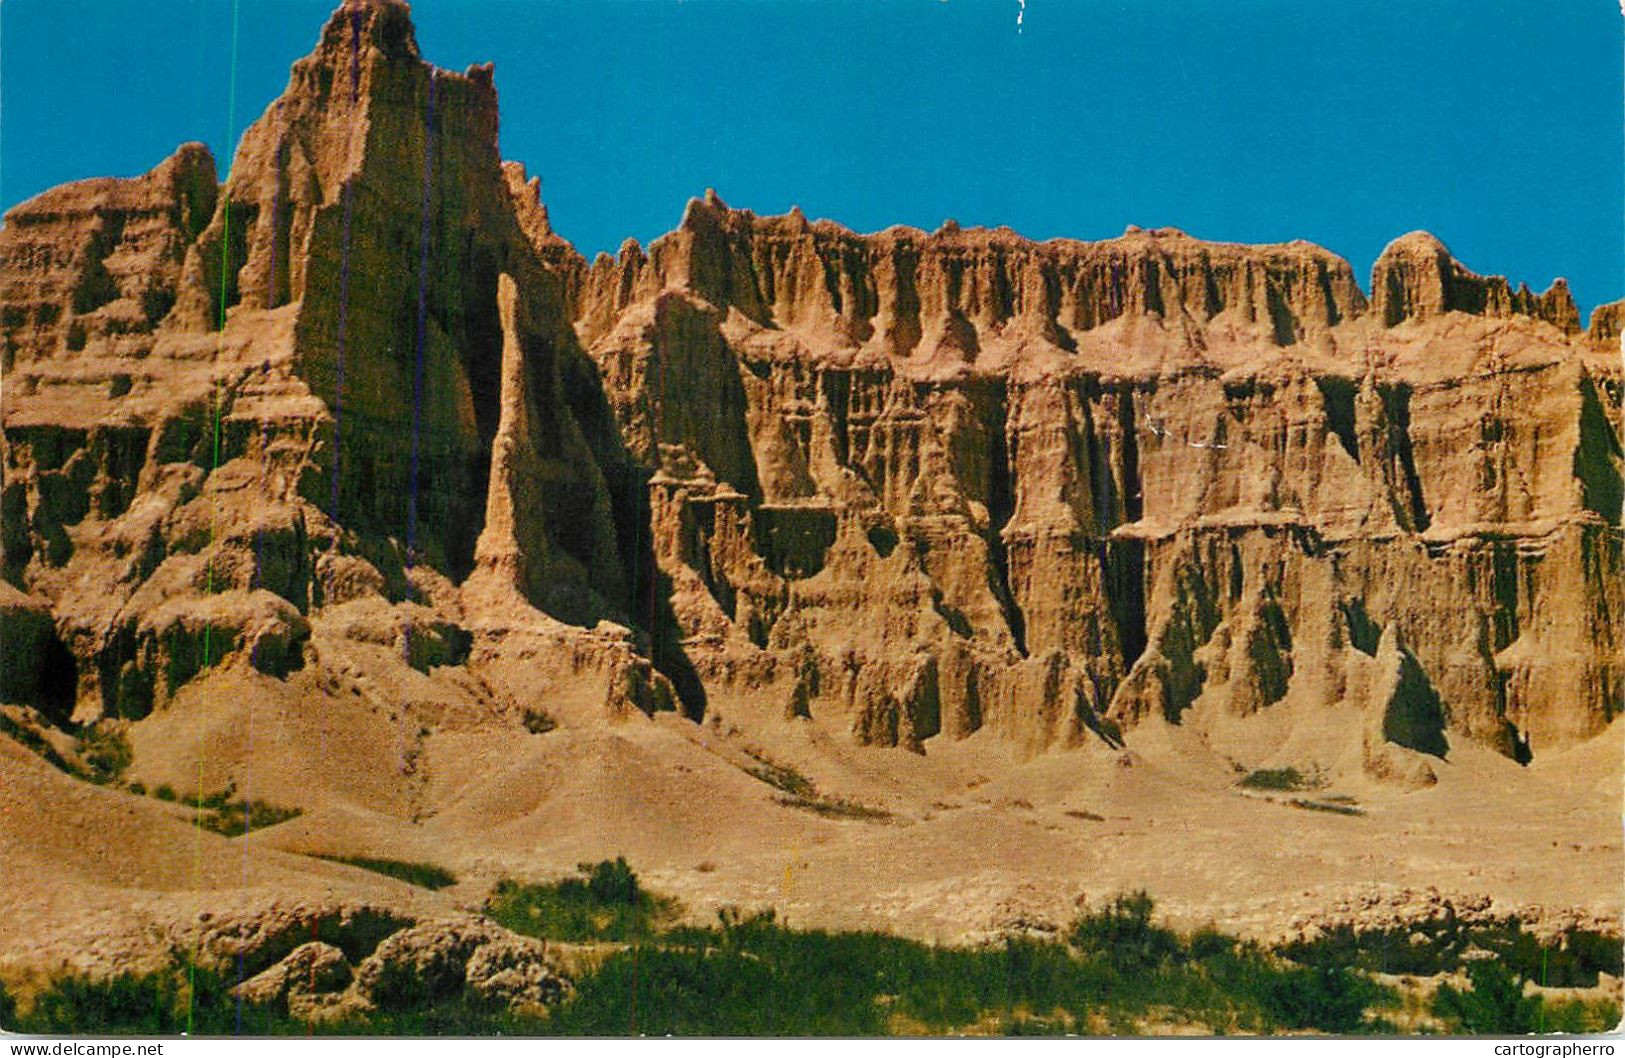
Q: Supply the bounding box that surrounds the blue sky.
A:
[3,0,1621,314]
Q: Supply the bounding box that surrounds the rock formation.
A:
[1,0,1620,804]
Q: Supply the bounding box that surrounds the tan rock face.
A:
[1,0,1619,780]
[555,197,1622,758]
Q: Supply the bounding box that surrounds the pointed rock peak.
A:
[1587,298,1624,345]
[1373,231,1580,332]
[162,141,217,178]
[1380,230,1451,258]
[1376,621,1403,660]
[316,0,419,65]
[501,161,540,205]
[1123,224,1144,235]
[618,237,646,264]
[501,161,556,241]
[680,190,731,233]
[1371,231,1457,326]
[936,218,962,236]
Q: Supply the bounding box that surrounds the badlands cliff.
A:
[0,0,1620,886]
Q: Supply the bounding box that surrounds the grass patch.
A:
[1239,767,1312,791]
[311,854,457,890]
[773,794,891,821]
[1288,798,1365,817]
[196,800,302,837]
[76,724,132,785]
[522,708,556,735]
[171,785,300,836]
[141,781,303,835]
[0,710,76,775]
[1282,917,1623,986]
[747,760,815,798]
[486,858,678,942]
[738,746,889,821]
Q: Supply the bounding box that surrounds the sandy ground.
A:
[2,663,1618,980]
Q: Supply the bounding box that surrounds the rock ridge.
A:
[0,0,1619,787]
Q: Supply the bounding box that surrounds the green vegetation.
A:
[311,854,458,890]
[76,724,133,785]
[12,957,303,1036]
[1239,767,1311,791]
[0,711,75,775]
[1280,917,1623,985]
[746,757,815,798]
[1288,798,1365,817]
[773,794,892,821]
[140,782,304,836]
[7,863,1618,1037]
[486,857,679,942]
[1432,959,1542,1034]
[195,799,303,837]
[737,747,891,821]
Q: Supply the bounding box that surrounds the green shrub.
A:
[1068,891,1182,974]
[77,725,133,784]
[486,859,675,942]
[1258,963,1381,1033]
[196,799,302,836]
[23,971,176,1034]
[746,759,815,798]
[1239,767,1307,791]
[0,980,15,1030]
[1281,918,1623,985]
[0,711,76,775]
[584,856,640,905]
[1537,997,1624,1034]
[1289,798,1365,816]
[311,854,458,890]
[1432,959,1541,1035]
[153,783,177,802]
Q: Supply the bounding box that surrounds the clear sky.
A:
[3,0,1621,315]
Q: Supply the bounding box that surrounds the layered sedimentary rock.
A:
[0,0,658,730]
[1,0,1620,782]
[552,200,1622,761]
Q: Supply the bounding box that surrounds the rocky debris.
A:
[1280,886,1622,946]
[352,915,571,1011]
[173,900,412,978]
[230,940,351,1006]
[464,933,575,1009]
[217,912,573,1019]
